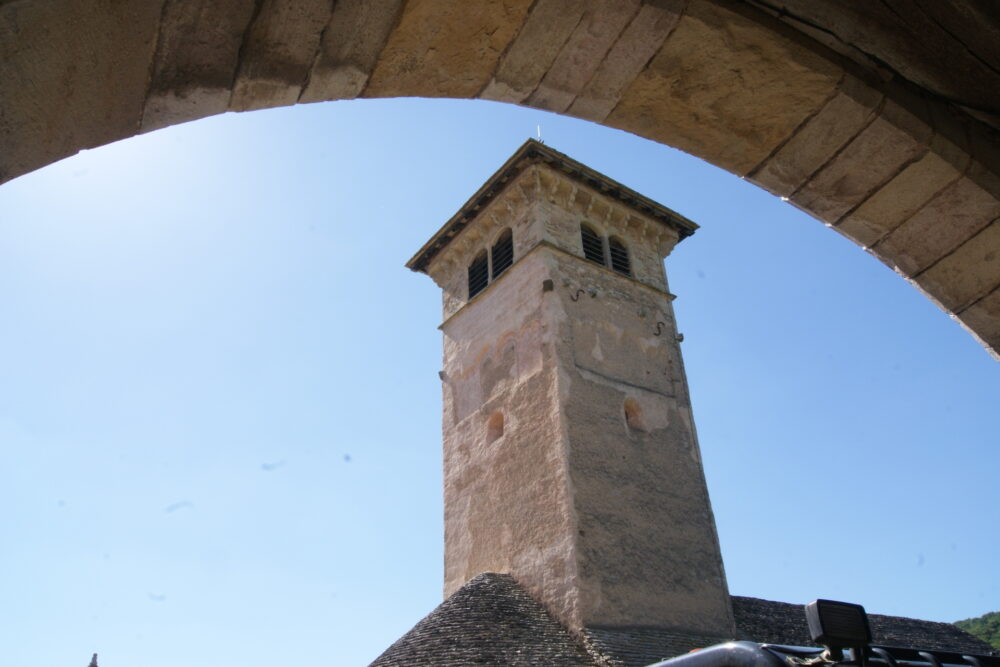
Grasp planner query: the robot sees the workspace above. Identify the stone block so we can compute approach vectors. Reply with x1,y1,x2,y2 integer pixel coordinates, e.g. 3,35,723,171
755,0,1000,127
0,0,163,183
526,0,640,114
750,74,882,197
913,219,1000,312
837,131,970,247
792,86,932,223
872,162,1000,276
967,120,1000,201
955,286,1000,361
141,0,257,132
479,0,589,104
299,0,404,103
229,0,332,112
366,0,533,99
606,0,841,175
566,0,684,122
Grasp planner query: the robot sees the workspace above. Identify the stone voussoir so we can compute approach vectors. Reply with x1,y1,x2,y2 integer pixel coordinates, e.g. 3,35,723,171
566,0,685,122
228,0,333,112
0,0,164,181
791,83,933,223
955,287,1000,361
141,0,258,132
871,161,1000,277
913,218,1000,313
525,0,641,114
479,0,589,105
835,97,974,247
365,0,534,99
749,73,883,198
836,135,970,248
606,0,842,175
298,0,404,103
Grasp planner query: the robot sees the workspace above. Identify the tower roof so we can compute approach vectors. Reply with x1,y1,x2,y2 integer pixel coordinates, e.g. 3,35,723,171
406,139,698,274
370,573,593,666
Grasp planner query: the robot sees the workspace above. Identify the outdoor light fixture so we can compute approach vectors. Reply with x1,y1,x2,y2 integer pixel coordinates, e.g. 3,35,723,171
806,599,873,660
648,598,999,667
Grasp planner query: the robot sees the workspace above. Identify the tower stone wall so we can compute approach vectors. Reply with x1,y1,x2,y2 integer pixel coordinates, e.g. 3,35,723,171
414,141,734,638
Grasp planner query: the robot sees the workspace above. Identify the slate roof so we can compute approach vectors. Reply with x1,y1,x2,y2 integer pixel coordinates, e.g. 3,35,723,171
580,626,728,667
731,596,994,655
370,573,997,667
370,573,593,666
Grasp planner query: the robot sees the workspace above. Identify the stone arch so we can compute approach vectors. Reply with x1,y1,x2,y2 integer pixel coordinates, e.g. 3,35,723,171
1,0,998,357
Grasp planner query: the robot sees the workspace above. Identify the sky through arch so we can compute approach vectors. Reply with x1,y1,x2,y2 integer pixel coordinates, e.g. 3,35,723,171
1,97,997,667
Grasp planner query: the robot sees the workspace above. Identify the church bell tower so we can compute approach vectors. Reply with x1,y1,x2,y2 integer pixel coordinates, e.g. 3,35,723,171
407,140,734,639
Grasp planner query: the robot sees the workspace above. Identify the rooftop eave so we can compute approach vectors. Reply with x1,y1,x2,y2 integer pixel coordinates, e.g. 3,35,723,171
406,139,699,275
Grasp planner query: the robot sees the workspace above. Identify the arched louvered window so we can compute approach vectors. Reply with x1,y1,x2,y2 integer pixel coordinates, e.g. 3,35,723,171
608,237,631,276
491,229,514,279
581,224,605,265
468,250,489,299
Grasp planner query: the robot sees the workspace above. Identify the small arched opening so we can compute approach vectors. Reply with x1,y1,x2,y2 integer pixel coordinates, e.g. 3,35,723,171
580,223,605,265
491,228,514,279
608,236,631,277
623,398,644,432
468,249,489,299
486,411,505,443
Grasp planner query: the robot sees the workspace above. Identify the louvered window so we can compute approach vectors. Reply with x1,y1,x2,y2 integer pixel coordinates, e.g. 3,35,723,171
608,237,631,276
491,229,513,279
468,250,489,299
581,224,605,265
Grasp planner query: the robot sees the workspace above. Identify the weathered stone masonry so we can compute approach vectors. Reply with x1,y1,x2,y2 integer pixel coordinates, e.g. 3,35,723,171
410,140,733,638
2,0,999,357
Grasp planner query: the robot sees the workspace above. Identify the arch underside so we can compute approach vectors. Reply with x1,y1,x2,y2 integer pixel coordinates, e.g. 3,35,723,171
2,0,999,358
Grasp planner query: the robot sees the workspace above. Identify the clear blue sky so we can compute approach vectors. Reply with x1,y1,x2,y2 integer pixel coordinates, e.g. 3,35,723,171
2,98,997,667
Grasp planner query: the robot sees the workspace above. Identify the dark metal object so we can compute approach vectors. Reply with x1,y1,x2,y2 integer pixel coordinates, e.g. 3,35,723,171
571,289,587,302
649,599,998,667
872,647,897,667
646,641,790,667
863,647,1000,667
654,321,666,336
647,643,1000,667
807,600,872,650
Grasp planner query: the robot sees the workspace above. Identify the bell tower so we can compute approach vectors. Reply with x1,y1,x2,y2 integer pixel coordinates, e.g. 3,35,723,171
407,140,734,639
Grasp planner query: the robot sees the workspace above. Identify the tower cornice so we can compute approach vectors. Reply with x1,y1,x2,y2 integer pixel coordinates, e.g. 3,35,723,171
406,139,698,274
434,240,678,331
